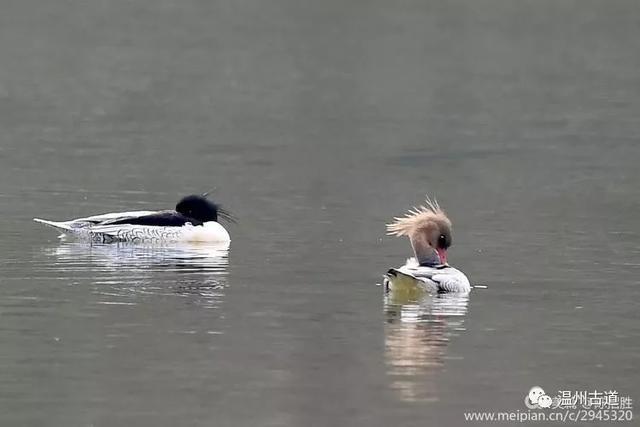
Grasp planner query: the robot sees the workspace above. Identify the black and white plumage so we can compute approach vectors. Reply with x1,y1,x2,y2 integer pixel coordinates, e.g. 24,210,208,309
384,257,471,294
384,198,471,294
34,194,232,243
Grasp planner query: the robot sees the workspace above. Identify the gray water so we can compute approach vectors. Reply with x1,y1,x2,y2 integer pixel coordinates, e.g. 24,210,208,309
1,1,639,426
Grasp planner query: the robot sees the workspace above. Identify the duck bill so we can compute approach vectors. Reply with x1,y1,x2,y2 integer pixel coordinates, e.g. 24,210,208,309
436,248,448,265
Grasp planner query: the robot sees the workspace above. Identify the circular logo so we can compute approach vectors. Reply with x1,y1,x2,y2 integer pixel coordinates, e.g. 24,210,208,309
525,386,550,409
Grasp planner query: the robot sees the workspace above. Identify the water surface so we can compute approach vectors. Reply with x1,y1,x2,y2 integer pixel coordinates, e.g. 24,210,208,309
1,1,639,426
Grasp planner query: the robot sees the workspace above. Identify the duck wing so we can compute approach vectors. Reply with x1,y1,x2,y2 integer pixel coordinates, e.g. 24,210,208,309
386,263,471,294
73,211,160,224
430,268,471,293
99,211,200,226
74,211,202,242
33,210,186,235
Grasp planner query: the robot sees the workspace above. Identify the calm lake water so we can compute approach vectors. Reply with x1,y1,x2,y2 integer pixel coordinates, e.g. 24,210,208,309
1,1,639,426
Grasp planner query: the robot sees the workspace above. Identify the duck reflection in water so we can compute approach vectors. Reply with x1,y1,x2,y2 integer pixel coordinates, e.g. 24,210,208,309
43,242,230,305
384,286,469,403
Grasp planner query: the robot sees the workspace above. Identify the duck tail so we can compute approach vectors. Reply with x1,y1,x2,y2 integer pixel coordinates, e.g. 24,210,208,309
33,218,74,233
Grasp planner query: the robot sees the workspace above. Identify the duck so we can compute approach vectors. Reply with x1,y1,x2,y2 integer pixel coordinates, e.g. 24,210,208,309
34,194,233,243
383,198,471,294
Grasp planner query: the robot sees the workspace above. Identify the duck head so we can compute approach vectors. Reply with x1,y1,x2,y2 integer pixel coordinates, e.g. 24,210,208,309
387,198,452,266
176,195,234,224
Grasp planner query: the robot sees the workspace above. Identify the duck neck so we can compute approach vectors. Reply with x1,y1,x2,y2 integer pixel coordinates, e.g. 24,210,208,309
417,247,441,267
409,233,441,266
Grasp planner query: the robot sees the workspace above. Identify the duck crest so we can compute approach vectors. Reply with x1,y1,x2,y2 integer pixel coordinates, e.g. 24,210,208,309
386,197,450,237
